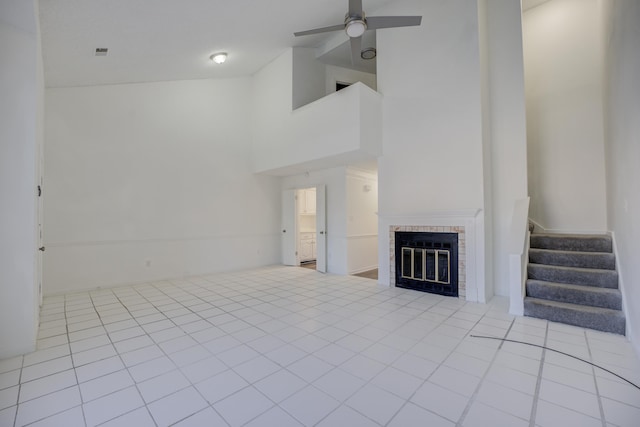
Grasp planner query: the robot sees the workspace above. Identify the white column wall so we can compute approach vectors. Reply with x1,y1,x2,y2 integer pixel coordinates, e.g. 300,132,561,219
44,78,281,294
481,0,529,297
377,0,485,215
0,0,42,358
524,0,608,233
602,0,640,354
376,0,486,296
345,169,378,274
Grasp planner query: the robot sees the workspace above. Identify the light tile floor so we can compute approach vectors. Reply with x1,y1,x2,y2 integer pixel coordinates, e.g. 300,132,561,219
1,266,639,426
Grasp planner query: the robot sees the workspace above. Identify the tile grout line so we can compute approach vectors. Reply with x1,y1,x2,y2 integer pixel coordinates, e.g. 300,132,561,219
381,300,504,426
584,330,607,427
43,276,278,424
223,291,341,424
16,268,640,427
22,274,377,426
127,280,258,426
75,274,290,425
12,299,86,427
95,285,183,427
528,321,549,427
310,301,434,427
275,286,454,426
67,295,89,427
12,354,24,427
455,316,518,427
265,296,412,426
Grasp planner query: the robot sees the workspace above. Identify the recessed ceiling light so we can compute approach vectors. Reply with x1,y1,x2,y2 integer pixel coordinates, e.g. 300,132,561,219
361,47,376,60
210,52,227,64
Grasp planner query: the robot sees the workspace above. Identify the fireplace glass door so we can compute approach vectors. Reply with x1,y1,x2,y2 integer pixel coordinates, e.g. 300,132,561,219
395,232,458,297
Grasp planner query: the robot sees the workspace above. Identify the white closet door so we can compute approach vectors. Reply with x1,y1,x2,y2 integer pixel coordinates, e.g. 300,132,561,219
315,185,327,273
281,189,298,266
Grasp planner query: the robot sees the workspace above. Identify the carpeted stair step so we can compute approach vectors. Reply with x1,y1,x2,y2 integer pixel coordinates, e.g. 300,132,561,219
530,233,612,253
529,248,615,270
528,264,618,288
524,297,625,335
526,279,622,310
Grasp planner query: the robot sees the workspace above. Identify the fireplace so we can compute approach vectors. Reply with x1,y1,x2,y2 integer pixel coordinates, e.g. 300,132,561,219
384,214,478,301
394,231,459,297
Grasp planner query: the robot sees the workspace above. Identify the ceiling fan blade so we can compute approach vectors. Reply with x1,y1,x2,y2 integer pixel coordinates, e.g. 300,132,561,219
349,0,363,16
294,23,345,37
350,36,362,66
366,16,422,30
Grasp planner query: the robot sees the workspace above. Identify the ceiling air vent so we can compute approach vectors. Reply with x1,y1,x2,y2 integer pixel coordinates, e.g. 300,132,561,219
95,48,108,56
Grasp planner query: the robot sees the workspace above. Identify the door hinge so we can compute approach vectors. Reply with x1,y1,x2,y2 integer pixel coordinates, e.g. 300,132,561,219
37,185,41,197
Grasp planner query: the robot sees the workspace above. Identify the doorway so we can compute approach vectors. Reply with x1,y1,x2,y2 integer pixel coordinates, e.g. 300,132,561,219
297,187,317,269
281,185,327,272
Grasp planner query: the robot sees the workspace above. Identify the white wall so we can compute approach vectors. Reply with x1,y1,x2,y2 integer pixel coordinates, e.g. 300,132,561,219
377,0,485,214
292,47,377,110
0,0,42,358
282,168,348,274
346,168,378,274
376,0,486,296
480,0,529,296
478,0,495,301
252,49,382,175
602,0,640,353
524,0,607,233
292,48,326,109
44,78,281,294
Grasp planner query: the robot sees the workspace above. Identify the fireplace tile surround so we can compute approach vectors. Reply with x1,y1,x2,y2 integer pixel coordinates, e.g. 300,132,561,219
378,209,484,302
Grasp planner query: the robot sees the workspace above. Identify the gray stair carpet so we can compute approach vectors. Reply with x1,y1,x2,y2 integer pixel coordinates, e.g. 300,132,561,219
528,264,618,288
530,233,612,252
524,298,625,335
525,233,625,335
529,248,615,270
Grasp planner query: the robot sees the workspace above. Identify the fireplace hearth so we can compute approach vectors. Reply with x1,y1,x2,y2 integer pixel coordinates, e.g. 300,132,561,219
394,231,459,297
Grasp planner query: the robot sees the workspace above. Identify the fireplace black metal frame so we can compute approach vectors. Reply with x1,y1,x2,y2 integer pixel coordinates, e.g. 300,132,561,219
394,231,459,297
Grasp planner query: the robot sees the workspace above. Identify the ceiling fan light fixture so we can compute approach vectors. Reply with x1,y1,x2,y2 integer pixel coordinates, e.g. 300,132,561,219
210,52,227,64
361,47,376,60
345,19,367,38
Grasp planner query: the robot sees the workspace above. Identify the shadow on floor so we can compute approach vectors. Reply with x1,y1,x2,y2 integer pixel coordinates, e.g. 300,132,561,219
353,269,378,280
300,261,316,270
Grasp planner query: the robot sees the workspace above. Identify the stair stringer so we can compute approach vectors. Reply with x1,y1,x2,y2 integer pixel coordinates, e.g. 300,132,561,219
610,231,630,339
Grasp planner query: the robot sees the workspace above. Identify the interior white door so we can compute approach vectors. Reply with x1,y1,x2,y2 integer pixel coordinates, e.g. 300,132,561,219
37,145,44,306
315,185,327,273
281,189,298,266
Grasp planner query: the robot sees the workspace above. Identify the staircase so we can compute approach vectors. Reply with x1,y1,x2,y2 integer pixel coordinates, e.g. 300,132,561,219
524,233,626,335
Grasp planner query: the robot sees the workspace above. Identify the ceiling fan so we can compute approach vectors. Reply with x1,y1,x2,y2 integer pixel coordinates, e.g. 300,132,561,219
294,0,422,64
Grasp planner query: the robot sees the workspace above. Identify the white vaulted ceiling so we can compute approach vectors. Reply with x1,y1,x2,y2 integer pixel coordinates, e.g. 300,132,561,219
38,0,397,87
